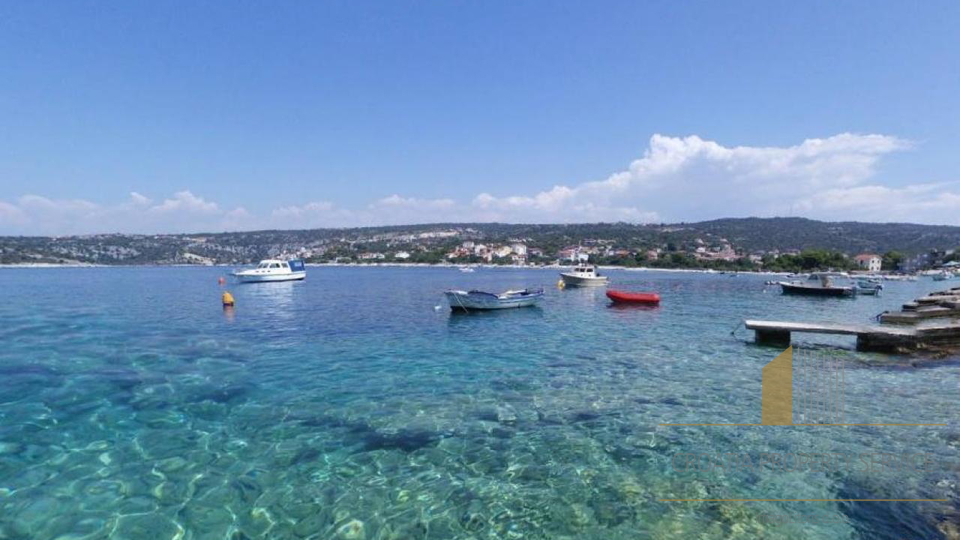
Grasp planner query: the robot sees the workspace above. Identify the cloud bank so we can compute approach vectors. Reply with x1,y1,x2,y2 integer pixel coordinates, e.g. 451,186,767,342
2,133,959,235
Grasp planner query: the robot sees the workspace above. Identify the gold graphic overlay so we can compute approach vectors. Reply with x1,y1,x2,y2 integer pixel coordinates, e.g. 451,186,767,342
658,346,947,502
762,346,793,425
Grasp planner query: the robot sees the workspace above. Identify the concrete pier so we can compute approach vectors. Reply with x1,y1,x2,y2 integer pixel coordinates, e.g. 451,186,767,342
880,287,960,324
745,286,960,353
745,320,917,352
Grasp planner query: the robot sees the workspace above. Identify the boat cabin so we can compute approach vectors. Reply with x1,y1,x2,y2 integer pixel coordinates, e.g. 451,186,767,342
256,260,290,270
573,265,597,275
806,272,851,287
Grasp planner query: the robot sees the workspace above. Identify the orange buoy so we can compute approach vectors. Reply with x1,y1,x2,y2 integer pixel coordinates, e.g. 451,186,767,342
218,276,226,285
222,291,235,307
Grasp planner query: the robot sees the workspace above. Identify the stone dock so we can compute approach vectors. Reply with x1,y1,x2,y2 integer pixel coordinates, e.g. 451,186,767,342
746,286,960,352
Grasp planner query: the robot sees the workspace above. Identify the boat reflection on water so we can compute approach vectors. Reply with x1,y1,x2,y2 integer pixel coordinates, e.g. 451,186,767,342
606,301,661,311
229,279,301,325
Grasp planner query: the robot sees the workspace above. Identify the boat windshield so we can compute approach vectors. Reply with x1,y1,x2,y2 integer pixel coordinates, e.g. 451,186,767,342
257,262,269,268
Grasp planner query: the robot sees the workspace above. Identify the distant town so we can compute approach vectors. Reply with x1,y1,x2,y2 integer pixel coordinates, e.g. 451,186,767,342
3,218,960,273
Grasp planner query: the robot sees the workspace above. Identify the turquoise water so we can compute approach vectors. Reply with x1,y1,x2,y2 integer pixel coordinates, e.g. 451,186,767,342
0,267,957,539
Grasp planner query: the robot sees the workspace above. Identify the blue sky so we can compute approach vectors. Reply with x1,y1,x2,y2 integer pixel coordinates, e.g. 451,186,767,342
1,1,959,234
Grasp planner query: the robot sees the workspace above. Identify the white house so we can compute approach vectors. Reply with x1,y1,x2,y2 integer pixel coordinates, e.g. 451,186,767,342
494,246,513,258
510,243,527,257
855,253,882,272
393,251,411,260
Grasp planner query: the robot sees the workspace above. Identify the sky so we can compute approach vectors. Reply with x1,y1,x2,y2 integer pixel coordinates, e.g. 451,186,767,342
1,1,959,235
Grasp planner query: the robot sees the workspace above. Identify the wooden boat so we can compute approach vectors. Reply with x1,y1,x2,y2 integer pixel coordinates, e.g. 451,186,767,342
560,265,608,287
444,288,544,311
606,290,660,305
232,259,306,283
778,273,857,297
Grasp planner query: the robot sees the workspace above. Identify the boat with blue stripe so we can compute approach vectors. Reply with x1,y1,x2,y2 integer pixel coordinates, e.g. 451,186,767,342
232,259,306,283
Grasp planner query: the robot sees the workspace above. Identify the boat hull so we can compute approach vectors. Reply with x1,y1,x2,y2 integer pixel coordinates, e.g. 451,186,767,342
779,282,856,297
445,289,543,310
560,273,609,287
233,271,306,283
606,290,660,305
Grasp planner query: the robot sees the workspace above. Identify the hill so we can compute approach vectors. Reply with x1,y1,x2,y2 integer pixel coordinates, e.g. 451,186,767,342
2,218,959,267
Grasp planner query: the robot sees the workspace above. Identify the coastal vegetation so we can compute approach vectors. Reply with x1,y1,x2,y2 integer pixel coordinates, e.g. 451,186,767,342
2,218,958,272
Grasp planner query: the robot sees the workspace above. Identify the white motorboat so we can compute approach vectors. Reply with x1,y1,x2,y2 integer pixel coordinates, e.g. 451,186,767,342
560,265,608,287
459,266,475,273
232,259,306,283
444,288,543,311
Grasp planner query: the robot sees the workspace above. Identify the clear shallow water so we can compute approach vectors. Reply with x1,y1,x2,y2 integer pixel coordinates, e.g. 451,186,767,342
0,267,957,539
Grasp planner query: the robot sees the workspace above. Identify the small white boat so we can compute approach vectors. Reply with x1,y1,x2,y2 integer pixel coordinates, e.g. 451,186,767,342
933,271,955,282
560,265,608,287
459,266,475,273
232,259,306,283
444,288,544,311
856,278,883,295
884,274,917,282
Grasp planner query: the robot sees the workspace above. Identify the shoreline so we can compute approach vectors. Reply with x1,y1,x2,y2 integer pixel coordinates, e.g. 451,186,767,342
0,262,800,277
0,261,931,279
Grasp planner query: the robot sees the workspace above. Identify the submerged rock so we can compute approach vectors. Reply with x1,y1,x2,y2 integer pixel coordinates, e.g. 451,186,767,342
460,500,487,533
113,513,181,539
495,405,517,425
362,428,441,453
293,512,329,538
336,519,365,540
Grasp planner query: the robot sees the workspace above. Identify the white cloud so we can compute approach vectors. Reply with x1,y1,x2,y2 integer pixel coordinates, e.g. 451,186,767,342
1,132,958,235
794,183,960,223
0,201,27,226
272,201,336,219
372,194,455,209
0,190,253,235
148,191,220,215
129,192,151,206
468,133,920,223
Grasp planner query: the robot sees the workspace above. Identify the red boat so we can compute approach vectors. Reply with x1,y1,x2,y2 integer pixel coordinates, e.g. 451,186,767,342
606,289,661,305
